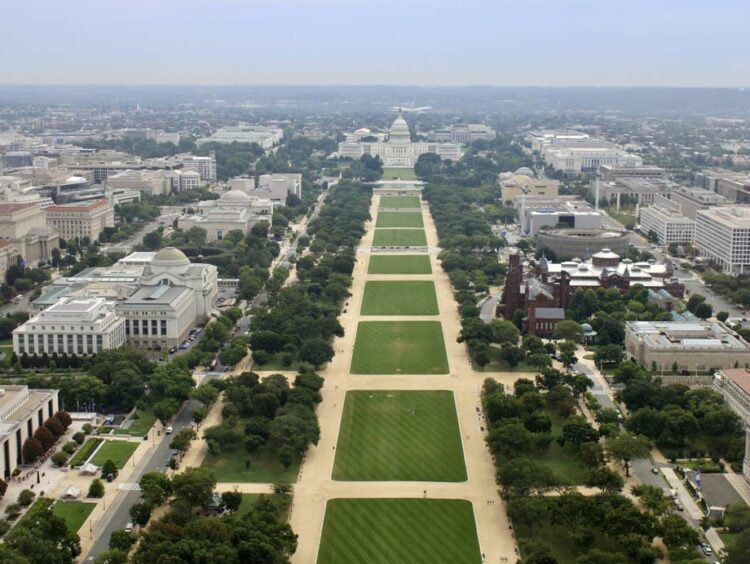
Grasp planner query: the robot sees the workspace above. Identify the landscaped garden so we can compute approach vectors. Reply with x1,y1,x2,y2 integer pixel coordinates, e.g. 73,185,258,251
350,321,449,374
375,212,423,228
202,443,300,483
317,498,481,564
333,391,466,481
372,229,427,247
51,501,97,533
379,196,421,209
68,438,103,467
360,281,439,316
90,440,139,469
367,255,432,275
114,410,156,436
381,167,418,180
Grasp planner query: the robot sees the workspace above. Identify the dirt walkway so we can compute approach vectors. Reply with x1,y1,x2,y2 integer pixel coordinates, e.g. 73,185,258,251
288,194,520,563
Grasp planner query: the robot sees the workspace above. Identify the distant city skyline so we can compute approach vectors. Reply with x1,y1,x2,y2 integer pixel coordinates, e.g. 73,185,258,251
2,0,749,87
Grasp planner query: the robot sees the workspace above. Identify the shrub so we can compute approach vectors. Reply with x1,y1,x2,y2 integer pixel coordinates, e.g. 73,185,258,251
44,417,65,438
0,519,10,536
51,451,69,467
0,480,6,500
82,423,93,434
22,437,44,464
17,489,35,507
88,478,105,498
62,441,78,455
73,431,85,445
4,503,21,521
53,411,72,429
102,459,118,479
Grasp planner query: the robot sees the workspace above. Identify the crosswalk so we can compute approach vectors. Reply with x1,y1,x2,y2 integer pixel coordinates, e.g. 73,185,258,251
118,482,141,491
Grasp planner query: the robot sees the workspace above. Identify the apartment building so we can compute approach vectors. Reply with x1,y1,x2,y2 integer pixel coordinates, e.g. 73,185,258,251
46,199,114,241
694,207,750,275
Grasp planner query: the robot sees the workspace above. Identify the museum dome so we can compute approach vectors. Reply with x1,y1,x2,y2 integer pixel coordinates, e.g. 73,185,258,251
220,189,251,203
151,247,190,270
389,115,411,144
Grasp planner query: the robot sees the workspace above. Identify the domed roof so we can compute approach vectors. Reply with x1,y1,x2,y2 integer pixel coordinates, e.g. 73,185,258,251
220,189,251,203
354,127,371,134
514,167,535,178
581,323,594,333
389,115,411,144
152,247,190,266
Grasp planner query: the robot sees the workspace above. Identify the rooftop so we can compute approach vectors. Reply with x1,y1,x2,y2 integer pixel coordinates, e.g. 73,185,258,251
627,321,750,352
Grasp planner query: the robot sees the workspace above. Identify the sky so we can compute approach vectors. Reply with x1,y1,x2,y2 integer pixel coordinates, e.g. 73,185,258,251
2,0,749,86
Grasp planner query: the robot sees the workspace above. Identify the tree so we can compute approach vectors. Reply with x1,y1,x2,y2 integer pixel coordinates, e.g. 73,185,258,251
489,320,520,344
152,398,180,426
169,428,196,454
51,451,69,467
593,344,624,368
499,343,525,368
102,459,118,479
88,478,105,498
553,320,584,342
3,504,81,562
725,502,750,532
129,502,153,528
661,513,699,548
686,293,705,313
95,548,129,564
727,529,750,564
297,338,334,368
561,417,599,446
585,466,624,491
139,472,172,506
221,490,243,512
694,302,713,320
558,340,578,369
497,457,558,499
506,496,549,535
717,310,730,323
109,530,135,552
44,417,65,438
17,489,35,507
34,426,56,451
171,467,216,507
606,432,651,477
54,411,72,429
22,437,44,464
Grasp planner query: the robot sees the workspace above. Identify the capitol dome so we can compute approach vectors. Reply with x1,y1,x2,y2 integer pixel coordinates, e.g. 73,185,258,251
389,115,411,145
151,247,190,272
220,189,251,203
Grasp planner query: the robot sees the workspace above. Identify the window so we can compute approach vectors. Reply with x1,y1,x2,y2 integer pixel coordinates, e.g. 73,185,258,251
142,319,148,335
161,320,167,336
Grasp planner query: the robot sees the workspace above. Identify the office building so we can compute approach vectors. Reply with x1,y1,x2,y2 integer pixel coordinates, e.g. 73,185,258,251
228,177,255,192
252,173,303,202
46,199,114,241
694,207,750,275
338,115,462,167
180,153,216,182
668,185,731,219
528,130,642,174
13,297,126,356
639,196,695,245
499,169,559,202
104,170,173,196
695,170,750,203
514,196,602,236
428,123,496,143
625,321,750,372
713,369,750,482
197,126,283,149
0,203,59,267
0,385,60,479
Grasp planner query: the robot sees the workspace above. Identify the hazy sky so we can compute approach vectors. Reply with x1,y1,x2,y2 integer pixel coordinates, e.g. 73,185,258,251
2,0,749,86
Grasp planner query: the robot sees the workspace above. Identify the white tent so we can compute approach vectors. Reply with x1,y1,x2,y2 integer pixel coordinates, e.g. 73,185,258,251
79,463,99,475
61,486,81,499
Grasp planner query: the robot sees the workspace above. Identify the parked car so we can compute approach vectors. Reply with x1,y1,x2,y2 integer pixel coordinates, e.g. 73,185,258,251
165,426,173,435
701,543,712,556
124,522,134,533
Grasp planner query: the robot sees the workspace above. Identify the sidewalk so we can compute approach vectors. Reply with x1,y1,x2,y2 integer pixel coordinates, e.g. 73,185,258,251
661,467,704,520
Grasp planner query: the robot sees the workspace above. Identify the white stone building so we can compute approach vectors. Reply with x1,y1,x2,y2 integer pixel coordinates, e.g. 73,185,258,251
13,297,126,356
0,385,59,479
252,173,302,202
713,369,750,482
338,115,462,168
529,130,643,174
694,207,750,275
178,189,272,241
197,126,283,149
639,196,695,245
46,198,114,242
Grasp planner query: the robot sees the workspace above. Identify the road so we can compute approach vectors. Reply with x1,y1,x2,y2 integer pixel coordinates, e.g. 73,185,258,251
101,206,183,254
83,377,221,561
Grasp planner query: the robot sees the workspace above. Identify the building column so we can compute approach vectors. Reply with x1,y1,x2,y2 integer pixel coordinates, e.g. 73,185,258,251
744,425,750,483
616,192,622,210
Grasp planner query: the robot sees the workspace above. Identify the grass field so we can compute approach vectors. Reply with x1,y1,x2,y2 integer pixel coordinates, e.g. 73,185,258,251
361,281,438,316
372,229,427,247
317,498,481,564
367,255,432,275
375,211,423,228
202,443,300,483
114,410,156,436
68,438,103,467
52,502,96,533
719,531,739,550
382,168,417,180
379,196,421,209
333,391,466,481
90,440,139,469
350,321,449,374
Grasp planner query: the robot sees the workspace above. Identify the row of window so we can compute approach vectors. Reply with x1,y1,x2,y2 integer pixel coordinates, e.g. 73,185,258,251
125,318,167,336
17,333,105,355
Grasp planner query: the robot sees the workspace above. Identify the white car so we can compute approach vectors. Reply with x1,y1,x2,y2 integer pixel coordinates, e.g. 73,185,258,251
124,522,134,533
165,426,173,435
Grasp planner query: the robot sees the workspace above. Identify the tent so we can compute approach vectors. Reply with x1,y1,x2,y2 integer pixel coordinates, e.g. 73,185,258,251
61,486,81,499
80,463,99,475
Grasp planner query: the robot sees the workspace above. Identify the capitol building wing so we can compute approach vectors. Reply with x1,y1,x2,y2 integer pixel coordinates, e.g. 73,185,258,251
338,115,462,168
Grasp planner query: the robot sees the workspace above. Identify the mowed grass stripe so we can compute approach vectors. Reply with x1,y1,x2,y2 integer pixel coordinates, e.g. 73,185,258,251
360,281,438,316
379,195,421,209
350,321,449,374
333,391,466,481
372,229,427,247
375,211,424,228
317,498,482,564
367,255,432,275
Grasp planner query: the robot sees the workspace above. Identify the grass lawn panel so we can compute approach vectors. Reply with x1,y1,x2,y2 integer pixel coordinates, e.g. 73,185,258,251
367,255,432,275
333,391,466,481
379,196,420,209
68,438,103,467
52,501,96,533
372,229,427,247
90,440,139,469
360,281,438,316
351,321,449,374
114,410,156,436
202,443,300,483
375,212,423,228
317,498,481,564
236,494,262,517
382,168,417,180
